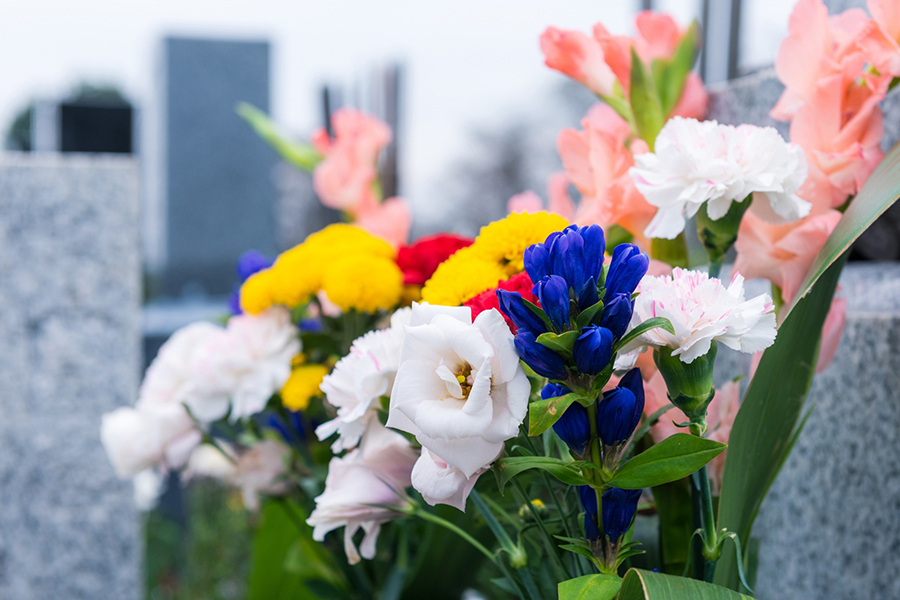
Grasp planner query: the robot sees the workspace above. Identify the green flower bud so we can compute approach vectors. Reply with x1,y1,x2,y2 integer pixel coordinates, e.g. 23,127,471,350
654,343,718,434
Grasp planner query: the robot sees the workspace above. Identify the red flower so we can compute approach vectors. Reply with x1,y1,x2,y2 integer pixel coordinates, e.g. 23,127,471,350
397,234,474,286
464,272,539,333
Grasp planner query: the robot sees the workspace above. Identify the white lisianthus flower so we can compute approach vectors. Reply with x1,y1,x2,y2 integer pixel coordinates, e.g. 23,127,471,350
411,447,493,511
189,307,300,422
386,303,529,478
183,443,237,482
630,117,810,240
133,469,166,511
307,420,418,564
316,309,410,451
630,268,777,363
231,439,292,511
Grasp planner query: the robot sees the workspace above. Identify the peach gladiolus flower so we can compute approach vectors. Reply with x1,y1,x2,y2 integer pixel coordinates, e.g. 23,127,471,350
790,65,885,211
817,295,847,372
505,173,577,221
355,196,411,248
733,210,842,305
592,11,707,118
540,27,617,97
312,109,391,216
557,104,656,248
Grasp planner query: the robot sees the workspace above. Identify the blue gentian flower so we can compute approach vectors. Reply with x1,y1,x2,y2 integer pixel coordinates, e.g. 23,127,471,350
573,325,614,375
579,485,601,541
535,275,571,331
601,487,642,544
236,249,274,282
596,368,645,446
524,244,551,283
604,244,649,302
544,384,590,455
514,332,568,379
599,293,633,339
497,289,548,337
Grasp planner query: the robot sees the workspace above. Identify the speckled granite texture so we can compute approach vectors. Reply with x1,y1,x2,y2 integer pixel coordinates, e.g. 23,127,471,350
0,154,141,600
710,265,900,600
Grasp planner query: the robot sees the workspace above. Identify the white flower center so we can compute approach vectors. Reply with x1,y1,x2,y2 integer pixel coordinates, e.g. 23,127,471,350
435,360,474,401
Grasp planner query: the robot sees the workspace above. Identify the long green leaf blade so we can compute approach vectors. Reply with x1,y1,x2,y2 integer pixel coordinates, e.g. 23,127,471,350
496,456,587,491
558,574,621,600
714,254,847,591
237,102,323,171
619,568,752,599
606,434,726,489
785,138,900,318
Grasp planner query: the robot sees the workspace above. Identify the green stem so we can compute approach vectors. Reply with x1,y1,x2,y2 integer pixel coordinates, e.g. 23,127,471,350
651,233,689,268
512,480,571,581
707,259,723,279
517,566,544,600
692,463,719,583
412,507,497,566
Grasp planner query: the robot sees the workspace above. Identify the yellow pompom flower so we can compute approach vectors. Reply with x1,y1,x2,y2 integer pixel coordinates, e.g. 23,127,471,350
240,268,277,315
472,211,569,275
421,246,507,306
281,364,330,411
321,254,404,313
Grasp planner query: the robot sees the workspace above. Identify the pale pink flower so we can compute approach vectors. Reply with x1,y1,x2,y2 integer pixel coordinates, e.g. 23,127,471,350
307,420,418,564
317,309,409,452
387,303,529,478
189,307,300,422
671,72,708,120
540,27,617,96
355,196,411,248
631,268,777,363
557,104,656,248
631,118,810,240
865,0,900,75
231,439,291,511
312,108,392,215
505,173,577,221
641,370,686,443
411,447,492,512
733,210,842,305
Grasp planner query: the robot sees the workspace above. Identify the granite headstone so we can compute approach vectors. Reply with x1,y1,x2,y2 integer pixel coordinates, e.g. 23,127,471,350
163,36,277,297
0,153,141,599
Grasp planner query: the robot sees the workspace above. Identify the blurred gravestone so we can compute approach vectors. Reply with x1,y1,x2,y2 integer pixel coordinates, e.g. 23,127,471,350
0,154,141,600
163,37,276,297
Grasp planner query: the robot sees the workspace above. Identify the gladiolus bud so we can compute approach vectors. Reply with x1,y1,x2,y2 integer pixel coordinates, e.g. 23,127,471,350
573,325,614,375
515,332,569,380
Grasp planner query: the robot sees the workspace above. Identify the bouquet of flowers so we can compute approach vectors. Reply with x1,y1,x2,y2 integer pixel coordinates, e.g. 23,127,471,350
102,2,900,598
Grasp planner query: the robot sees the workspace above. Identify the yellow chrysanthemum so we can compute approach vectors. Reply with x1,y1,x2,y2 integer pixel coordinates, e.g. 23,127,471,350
321,254,403,313
240,268,277,315
238,224,398,313
280,364,330,411
420,246,508,306
472,211,570,275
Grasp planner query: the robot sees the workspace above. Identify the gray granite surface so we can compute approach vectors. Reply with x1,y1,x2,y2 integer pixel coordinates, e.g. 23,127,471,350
0,153,141,599
164,37,276,297
710,264,900,599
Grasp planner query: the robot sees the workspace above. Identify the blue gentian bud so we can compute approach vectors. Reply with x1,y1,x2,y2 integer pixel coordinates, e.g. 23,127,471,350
577,224,606,284
535,275,571,331
514,332,569,380
601,487,642,544
544,384,590,455
497,290,548,337
550,227,587,295
228,288,243,315
604,243,649,302
573,325,614,375
578,485,601,541
524,244,551,283
577,275,599,312
599,293,633,339
236,249,274,282
596,368,644,446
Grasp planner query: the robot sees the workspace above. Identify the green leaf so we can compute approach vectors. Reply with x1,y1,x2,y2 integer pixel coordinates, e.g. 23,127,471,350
496,456,588,491
785,137,900,319
615,317,674,353
522,297,555,332
558,574,621,600
576,299,605,329
536,330,581,357
653,20,701,116
237,102,323,171
629,47,666,150
619,568,752,599
528,392,579,436
652,478,694,575
714,254,847,591
606,434,726,489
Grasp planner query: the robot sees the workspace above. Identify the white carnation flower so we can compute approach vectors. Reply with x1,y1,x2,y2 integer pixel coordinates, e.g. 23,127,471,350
307,420,418,564
630,117,810,240
316,309,410,451
631,268,777,363
231,439,292,511
387,303,529,478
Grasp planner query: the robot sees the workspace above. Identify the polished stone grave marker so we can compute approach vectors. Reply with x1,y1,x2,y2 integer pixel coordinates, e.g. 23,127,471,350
0,154,141,600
